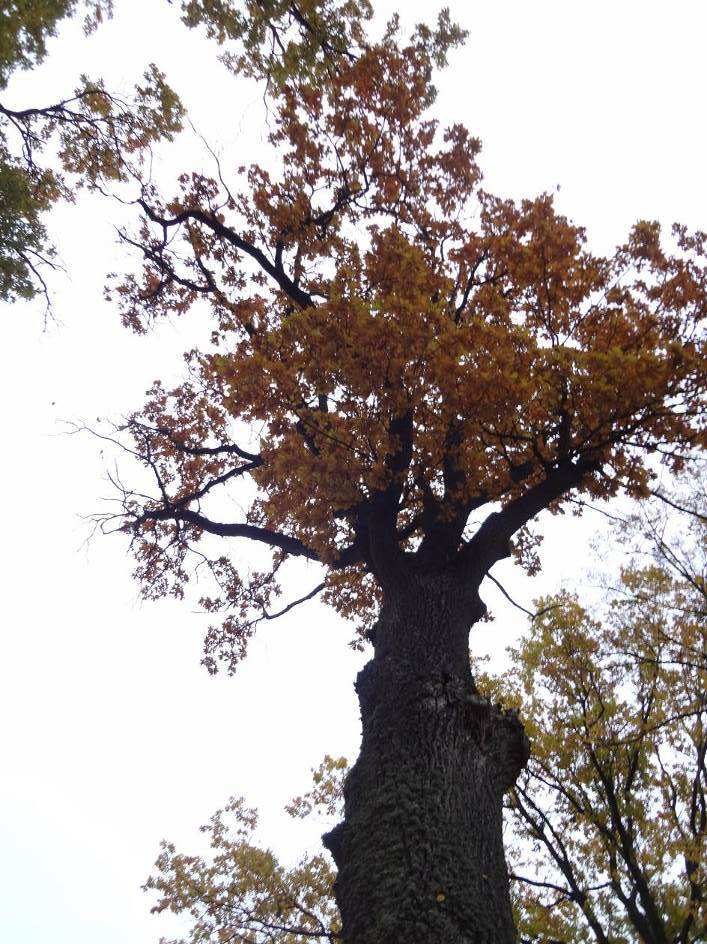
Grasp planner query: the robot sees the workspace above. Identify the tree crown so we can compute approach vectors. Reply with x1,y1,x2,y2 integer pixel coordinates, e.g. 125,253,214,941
74,2,707,668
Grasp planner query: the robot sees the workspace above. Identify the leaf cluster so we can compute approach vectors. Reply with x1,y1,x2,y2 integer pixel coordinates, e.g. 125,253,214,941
0,0,112,90
145,793,340,943
0,0,182,307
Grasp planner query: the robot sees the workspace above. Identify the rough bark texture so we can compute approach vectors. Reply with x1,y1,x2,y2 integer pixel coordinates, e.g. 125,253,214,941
324,572,529,944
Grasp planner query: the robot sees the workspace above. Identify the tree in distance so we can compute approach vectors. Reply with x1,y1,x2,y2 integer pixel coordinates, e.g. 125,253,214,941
0,0,371,308
0,0,184,309
496,471,707,943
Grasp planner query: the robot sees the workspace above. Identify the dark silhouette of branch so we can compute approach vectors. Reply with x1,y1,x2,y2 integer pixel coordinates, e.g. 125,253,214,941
485,573,562,622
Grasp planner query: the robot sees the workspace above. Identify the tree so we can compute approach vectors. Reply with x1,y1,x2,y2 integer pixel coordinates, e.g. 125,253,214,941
499,473,707,944
0,2,109,82
144,779,342,943
0,0,185,309
140,476,706,944
0,0,373,309
80,3,707,941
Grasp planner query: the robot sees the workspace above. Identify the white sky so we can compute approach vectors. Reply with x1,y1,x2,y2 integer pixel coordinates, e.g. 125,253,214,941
1,2,706,941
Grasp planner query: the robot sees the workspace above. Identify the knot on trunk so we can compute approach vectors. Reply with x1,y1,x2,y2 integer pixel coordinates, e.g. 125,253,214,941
413,684,530,793
322,821,345,867
463,695,530,792
418,673,472,713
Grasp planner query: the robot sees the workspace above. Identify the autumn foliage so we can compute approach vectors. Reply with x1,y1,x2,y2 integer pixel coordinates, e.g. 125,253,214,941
502,478,707,943
102,9,707,673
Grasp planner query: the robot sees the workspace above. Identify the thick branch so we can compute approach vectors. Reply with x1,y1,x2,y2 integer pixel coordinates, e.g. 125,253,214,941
136,504,361,571
138,505,321,560
137,200,315,310
464,459,597,574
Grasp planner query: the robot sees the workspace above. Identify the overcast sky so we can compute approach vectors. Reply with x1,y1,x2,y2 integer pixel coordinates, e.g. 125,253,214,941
2,2,706,942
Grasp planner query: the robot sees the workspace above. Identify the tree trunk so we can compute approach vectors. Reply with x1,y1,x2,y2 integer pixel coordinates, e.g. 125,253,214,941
323,571,529,944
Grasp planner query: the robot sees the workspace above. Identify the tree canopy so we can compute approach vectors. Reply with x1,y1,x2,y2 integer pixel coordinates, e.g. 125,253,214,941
0,0,379,306
89,4,707,673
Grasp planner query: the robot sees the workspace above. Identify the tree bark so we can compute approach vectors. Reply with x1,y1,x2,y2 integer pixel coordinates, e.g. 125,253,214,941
323,571,529,944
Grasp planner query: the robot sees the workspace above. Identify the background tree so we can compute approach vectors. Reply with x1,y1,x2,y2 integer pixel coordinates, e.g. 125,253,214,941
499,472,707,944
0,0,185,308
176,0,374,84
0,0,373,308
83,2,707,940
144,775,342,943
